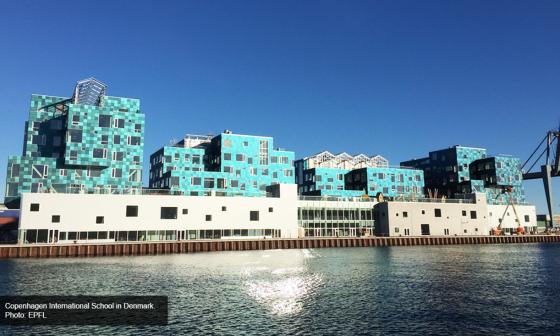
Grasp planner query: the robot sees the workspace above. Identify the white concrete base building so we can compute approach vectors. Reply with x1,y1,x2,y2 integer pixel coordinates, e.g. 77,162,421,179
15,185,537,244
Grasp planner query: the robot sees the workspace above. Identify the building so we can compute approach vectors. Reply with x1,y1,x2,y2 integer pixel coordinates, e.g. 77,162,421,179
375,193,537,237
17,184,299,244
401,146,525,205
295,151,424,198
149,131,295,196
4,78,144,207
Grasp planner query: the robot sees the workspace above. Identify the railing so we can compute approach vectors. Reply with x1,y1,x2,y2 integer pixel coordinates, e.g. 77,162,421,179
33,187,274,198
299,195,476,204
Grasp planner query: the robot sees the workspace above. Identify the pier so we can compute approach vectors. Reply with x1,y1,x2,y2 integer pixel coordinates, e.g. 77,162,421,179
1,235,560,258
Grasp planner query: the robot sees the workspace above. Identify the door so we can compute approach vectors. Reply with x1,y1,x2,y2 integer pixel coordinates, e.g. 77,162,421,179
421,224,430,235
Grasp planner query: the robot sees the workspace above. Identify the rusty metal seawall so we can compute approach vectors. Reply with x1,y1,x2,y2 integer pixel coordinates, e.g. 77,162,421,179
1,235,560,259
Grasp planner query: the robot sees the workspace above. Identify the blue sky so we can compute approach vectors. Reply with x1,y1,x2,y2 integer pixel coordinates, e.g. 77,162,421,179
0,0,558,213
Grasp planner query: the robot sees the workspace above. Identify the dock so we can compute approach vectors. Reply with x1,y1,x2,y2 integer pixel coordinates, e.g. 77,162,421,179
1,235,560,258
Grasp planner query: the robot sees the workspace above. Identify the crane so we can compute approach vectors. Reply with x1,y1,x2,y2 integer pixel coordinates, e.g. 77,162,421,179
522,127,560,228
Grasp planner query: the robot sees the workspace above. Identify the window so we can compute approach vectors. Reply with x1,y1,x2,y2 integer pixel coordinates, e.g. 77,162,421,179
470,211,477,219
113,135,121,144
72,115,80,125
161,207,177,219
236,154,244,161
435,209,442,217
462,210,467,216
93,148,107,159
133,156,140,165
259,140,269,165
524,215,530,223
53,136,61,147
222,206,227,211
269,207,273,213
99,115,111,127
101,135,109,145
395,227,400,233
421,210,425,215
250,211,259,221
204,178,214,188
70,150,78,160
32,164,48,178
52,215,60,223
191,177,201,186
30,203,40,212
128,136,141,146
403,212,408,218
112,151,124,161
421,224,430,235
126,205,138,217
128,169,141,182
96,216,104,224
192,155,201,164
113,118,125,128
205,215,212,221
68,129,82,143
135,124,142,133
182,209,188,215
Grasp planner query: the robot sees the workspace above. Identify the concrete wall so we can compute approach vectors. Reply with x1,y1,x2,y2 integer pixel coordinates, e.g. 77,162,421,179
19,184,299,243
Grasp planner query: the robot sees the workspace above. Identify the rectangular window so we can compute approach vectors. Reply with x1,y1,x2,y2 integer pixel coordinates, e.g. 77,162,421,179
10,163,20,178
32,164,48,178
204,178,215,188
113,118,125,128
126,205,138,217
101,135,109,145
462,210,467,216
161,207,178,219
30,203,40,212
250,211,259,221
191,177,201,186
182,209,188,215
72,115,80,125
403,212,408,218
128,169,141,182
112,151,124,161
68,129,82,143
435,209,442,217
92,148,107,159
113,135,121,144
52,215,60,223
259,140,269,165
52,136,61,147
192,155,201,164
133,156,140,165
269,207,273,213
134,124,142,133
524,215,530,222
470,211,477,219
205,215,212,221
236,154,244,161
421,224,430,235
98,115,111,127
128,136,141,146
112,168,122,178
96,216,104,224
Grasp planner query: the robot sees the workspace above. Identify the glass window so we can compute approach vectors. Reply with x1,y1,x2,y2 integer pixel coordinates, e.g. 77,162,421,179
30,203,40,212
128,136,141,146
113,135,121,144
68,129,82,143
98,115,111,127
161,207,177,219
126,205,138,217
250,211,259,221
204,178,215,188
435,209,442,217
113,118,125,128
96,216,104,224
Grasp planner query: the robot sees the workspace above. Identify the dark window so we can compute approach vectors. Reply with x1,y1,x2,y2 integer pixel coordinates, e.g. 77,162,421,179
99,115,111,127
205,215,212,221
113,135,121,144
403,212,408,218
524,215,530,223
68,129,82,143
250,211,259,221
30,203,40,212
126,205,138,217
421,210,425,215
222,206,227,211
462,210,467,216
435,209,442,217
128,136,141,146
182,209,188,215
96,216,104,224
421,224,430,235
161,207,178,219
470,211,477,219
51,215,60,223
269,207,273,213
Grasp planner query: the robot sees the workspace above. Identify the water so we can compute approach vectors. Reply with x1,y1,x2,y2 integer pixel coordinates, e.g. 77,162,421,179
1,244,560,335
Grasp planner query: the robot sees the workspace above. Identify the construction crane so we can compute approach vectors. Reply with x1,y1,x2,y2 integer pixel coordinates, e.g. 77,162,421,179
522,127,560,228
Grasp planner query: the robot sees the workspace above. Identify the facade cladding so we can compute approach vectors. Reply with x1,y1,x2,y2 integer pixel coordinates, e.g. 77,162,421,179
4,78,144,205
401,146,525,204
295,151,425,198
149,132,295,196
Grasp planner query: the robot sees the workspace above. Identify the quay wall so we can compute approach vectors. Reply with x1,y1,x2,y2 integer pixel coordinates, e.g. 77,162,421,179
1,235,560,258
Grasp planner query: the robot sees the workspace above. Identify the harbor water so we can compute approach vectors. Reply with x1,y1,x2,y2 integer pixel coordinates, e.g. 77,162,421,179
1,244,559,335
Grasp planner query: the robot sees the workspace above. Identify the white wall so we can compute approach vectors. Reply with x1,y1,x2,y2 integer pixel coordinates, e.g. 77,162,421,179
19,184,299,241
487,204,537,233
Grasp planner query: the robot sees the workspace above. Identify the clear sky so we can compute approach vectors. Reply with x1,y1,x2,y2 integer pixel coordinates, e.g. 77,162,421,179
0,0,559,213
